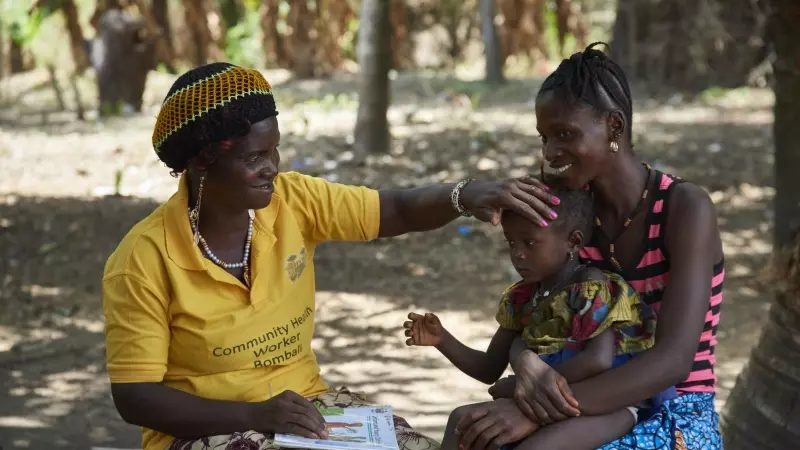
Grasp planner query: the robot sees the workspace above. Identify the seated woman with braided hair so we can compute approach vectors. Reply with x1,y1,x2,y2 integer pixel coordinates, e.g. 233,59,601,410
102,63,562,450
450,43,724,450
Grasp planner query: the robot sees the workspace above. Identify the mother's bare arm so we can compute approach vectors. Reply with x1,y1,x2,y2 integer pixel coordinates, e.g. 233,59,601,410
568,184,719,415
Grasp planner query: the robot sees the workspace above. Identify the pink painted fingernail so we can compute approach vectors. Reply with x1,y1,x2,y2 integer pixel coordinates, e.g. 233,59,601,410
542,185,550,191
552,196,560,205
550,211,558,219
540,220,548,227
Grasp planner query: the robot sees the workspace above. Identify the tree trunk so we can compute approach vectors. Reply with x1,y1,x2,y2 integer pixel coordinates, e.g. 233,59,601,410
354,0,392,156
770,3,800,248
0,20,5,80
389,0,412,70
182,0,213,66
259,0,287,68
315,0,353,74
61,0,90,73
439,0,474,65
204,0,227,60
151,0,177,72
89,9,156,116
285,1,316,78
721,2,800,448
9,37,25,74
479,0,504,84
610,0,769,94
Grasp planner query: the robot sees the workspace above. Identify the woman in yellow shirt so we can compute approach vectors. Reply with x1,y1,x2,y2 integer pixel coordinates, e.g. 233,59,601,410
102,63,557,450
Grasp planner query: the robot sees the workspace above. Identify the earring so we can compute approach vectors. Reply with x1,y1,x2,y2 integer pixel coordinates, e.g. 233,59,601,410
189,175,205,245
568,251,574,261
610,140,619,153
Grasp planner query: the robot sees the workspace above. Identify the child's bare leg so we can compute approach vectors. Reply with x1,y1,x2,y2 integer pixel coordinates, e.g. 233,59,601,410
516,409,635,450
441,402,494,450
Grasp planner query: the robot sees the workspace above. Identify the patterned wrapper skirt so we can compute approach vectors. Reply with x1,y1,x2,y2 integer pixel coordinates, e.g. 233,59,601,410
166,388,441,450
597,393,722,450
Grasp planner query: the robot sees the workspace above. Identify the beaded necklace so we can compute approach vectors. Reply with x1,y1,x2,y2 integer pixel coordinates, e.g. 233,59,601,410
189,208,254,286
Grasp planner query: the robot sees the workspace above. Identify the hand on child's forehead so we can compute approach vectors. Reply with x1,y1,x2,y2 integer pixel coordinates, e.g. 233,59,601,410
502,213,551,237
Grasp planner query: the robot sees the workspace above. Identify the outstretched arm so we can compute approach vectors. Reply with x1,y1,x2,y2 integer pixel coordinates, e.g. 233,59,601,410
377,178,557,237
405,313,517,384
435,327,518,385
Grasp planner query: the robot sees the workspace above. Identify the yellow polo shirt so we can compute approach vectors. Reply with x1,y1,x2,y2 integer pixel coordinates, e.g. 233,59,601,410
102,171,380,450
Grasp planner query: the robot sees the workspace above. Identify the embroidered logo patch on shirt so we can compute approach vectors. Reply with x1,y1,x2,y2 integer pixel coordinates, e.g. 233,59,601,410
285,247,307,282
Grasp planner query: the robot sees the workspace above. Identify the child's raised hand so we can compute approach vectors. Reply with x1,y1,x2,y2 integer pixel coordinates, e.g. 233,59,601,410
403,312,443,347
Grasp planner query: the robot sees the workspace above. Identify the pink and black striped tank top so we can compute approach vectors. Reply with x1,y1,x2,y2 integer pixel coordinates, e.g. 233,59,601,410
579,170,723,394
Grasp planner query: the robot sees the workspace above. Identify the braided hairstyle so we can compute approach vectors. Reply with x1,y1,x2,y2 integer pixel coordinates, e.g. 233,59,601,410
538,42,633,141
153,62,278,175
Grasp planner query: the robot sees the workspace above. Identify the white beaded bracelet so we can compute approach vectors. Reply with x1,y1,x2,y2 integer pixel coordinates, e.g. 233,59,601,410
451,178,474,217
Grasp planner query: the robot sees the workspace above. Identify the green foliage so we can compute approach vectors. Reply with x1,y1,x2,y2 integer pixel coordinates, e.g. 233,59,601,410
224,10,263,68
1,0,49,45
698,86,754,104
339,17,360,61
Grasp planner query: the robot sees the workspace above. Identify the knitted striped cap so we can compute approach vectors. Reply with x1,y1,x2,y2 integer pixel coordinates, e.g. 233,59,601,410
152,62,278,172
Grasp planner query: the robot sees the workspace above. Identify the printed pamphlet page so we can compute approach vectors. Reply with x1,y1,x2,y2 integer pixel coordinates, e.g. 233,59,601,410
274,406,399,450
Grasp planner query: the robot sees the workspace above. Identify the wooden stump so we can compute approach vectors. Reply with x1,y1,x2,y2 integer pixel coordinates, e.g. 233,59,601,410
89,9,156,116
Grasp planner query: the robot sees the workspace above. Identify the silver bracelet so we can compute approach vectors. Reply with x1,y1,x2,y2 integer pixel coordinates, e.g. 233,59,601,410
451,179,474,217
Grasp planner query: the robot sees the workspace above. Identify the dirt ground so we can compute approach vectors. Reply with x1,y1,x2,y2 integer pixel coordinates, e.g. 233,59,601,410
0,69,775,449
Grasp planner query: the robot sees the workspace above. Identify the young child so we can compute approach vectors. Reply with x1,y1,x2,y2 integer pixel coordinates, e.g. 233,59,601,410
403,177,676,450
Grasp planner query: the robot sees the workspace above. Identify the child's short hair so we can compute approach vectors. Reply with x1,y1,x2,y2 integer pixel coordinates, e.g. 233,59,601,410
502,176,595,241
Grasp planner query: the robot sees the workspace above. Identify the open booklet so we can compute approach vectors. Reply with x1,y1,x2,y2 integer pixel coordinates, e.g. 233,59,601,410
274,406,399,450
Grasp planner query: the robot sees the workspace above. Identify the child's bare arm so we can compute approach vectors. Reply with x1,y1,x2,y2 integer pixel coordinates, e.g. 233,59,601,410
404,312,517,384
435,326,517,384
552,329,616,383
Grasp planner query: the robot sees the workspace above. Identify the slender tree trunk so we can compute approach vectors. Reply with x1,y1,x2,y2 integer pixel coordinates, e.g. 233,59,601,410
389,0,411,69
572,0,589,51
60,0,90,73
286,1,316,78
9,37,25,74
354,0,392,155
259,0,287,68
771,3,800,247
0,20,5,80
47,64,66,111
316,0,352,74
204,0,227,60
182,0,213,66
479,0,504,84
151,0,177,72
498,0,523,64
554,0,570,57
721,1,800,448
